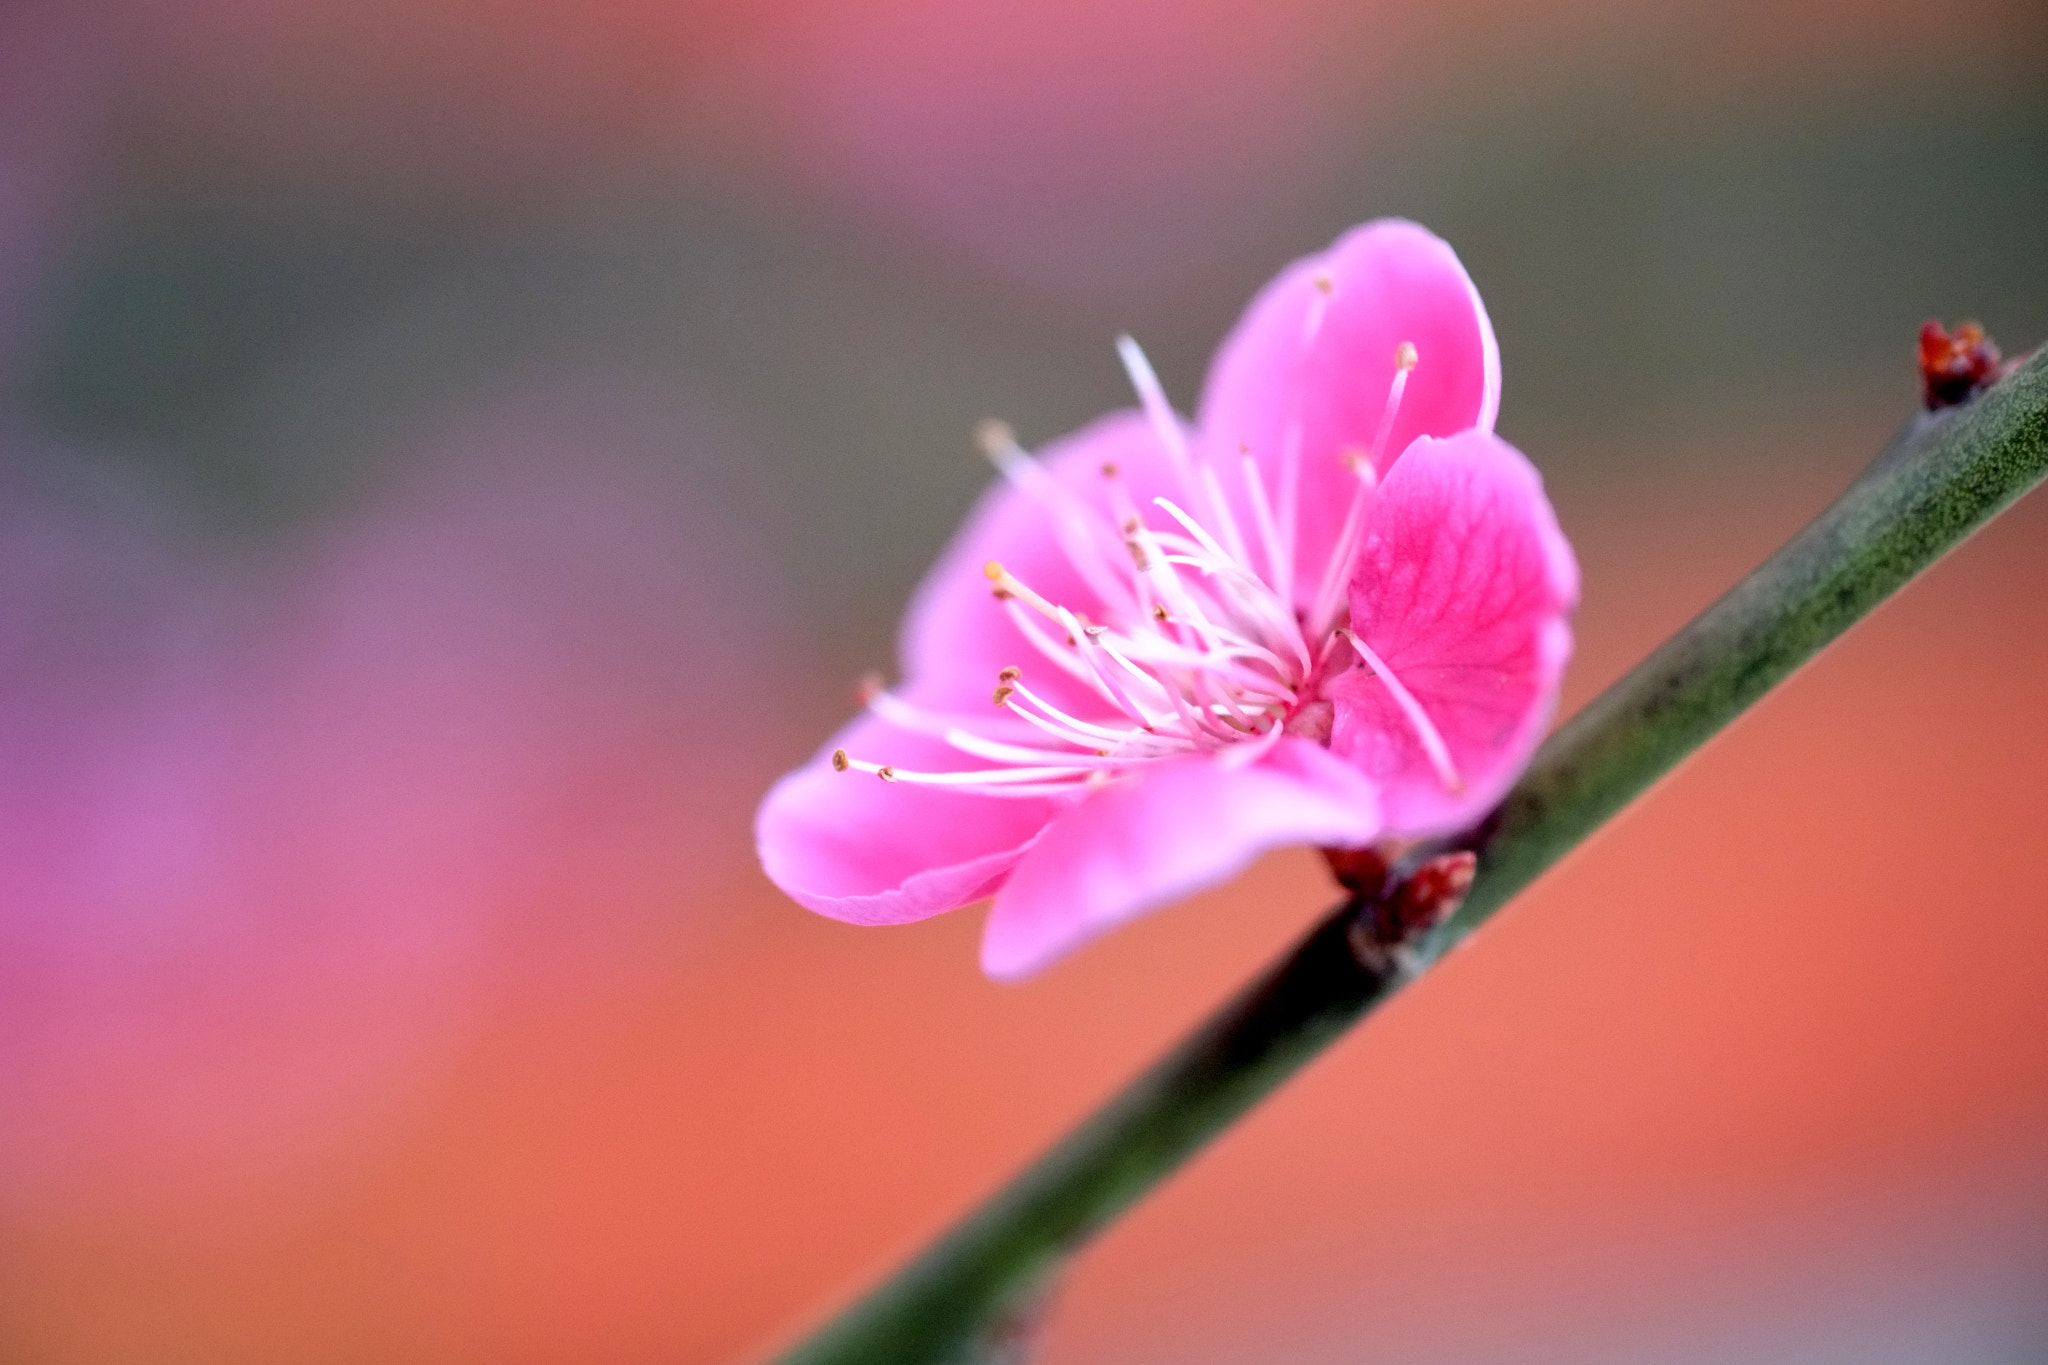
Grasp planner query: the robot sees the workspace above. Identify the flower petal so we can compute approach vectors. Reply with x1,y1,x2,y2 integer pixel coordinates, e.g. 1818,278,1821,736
1198,219,1499,609
979,738,1382,980
1328,429,1577,837
756,709,1066,926
900,408,1193,718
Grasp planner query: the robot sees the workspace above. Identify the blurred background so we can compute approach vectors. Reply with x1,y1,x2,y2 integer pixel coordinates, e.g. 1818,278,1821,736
2,1,2046,1362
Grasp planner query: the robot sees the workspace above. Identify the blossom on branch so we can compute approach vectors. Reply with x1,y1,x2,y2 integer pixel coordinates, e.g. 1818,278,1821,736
757,221,1578,979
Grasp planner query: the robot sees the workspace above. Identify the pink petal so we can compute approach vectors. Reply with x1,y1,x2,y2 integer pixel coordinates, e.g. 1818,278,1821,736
755,709,1066,926
900,408,1190,718
1328,430,1577,837
758,409,1199,932
1197,219,1500,609
979,738,1382,980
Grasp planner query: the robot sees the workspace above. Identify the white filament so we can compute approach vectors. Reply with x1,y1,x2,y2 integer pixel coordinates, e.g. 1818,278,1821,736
837,324,1463,799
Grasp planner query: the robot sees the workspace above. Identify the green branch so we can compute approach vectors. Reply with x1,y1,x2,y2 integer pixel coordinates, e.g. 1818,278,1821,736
766,350,2048,1365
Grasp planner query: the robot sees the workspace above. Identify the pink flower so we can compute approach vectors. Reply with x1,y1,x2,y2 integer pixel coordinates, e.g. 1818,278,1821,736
757,220,1578,979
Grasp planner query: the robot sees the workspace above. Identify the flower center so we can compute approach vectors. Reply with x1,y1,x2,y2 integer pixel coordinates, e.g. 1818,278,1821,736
834,318,1454,799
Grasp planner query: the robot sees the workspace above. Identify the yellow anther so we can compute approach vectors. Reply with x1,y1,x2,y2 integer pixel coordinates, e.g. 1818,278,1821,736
831,748,850,772
974,419,1016,456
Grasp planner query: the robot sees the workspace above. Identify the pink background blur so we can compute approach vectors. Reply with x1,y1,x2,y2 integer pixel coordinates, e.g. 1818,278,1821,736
2,2,2046,1362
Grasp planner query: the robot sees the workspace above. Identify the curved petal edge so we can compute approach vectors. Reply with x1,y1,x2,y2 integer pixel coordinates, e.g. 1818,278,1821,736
979,738,1382,980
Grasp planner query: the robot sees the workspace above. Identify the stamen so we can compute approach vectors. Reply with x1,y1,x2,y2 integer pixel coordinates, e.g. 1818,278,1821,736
1369,342,1418,469
1151,497,1240,578
1122,515,1214,641
1215,712,1287,770
831,752,1099,798
1115,334,1197,485
1341,631,1465,794
939,727,1133,769
1085,631,1185,706
1303,454,1376,640
840,756,1095,786
1305,342,1415,638
863,688,1046,743
1117,334,1251,566
836,702,1116,794
1003,693,1158,755
1276,272,1337,593
1105,632,1291,697
1001,598,1107,692
1190,669,1259,729
1196,461,1251,569
1007,680,1156,746
1148,529,1310,675
985,561,1065,624
1239,442,1290,603
1096,465,1173,627
876,308,1430,806
1151,665,1232,748
895,782,1094,800
978,420,1135,615
1059,608,1162,727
